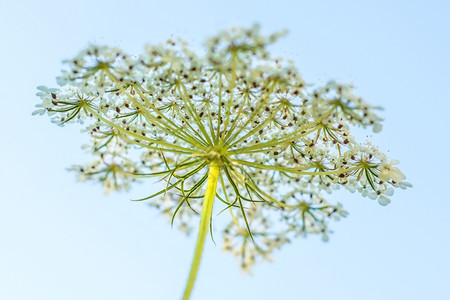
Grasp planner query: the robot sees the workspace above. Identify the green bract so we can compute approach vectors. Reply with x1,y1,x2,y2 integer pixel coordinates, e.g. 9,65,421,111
34,25,411,299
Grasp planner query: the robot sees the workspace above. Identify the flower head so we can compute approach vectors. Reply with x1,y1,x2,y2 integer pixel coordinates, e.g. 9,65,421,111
35,26,410,272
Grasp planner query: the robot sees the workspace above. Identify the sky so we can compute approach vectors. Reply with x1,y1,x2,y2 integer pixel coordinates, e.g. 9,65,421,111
1,0,449,299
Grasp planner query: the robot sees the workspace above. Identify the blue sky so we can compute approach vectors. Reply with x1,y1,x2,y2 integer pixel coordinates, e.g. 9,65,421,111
1,0,449,299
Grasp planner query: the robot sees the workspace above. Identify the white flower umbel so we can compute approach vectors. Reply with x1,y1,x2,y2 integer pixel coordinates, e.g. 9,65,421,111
35,25,410,300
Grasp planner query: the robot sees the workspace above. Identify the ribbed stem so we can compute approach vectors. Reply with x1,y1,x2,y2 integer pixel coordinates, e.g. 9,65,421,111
182,161,220,300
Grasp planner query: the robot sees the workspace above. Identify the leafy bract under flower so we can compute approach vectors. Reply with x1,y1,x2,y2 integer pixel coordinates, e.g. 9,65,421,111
35,26,410,272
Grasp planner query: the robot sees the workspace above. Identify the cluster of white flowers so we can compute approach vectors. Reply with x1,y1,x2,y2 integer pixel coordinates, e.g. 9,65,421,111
35,26,410,272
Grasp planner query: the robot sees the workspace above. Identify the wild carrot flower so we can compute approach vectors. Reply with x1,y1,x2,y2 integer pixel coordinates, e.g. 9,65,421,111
34,25,410,299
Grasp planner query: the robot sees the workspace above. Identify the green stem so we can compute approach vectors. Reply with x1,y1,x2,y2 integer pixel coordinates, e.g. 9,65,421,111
182,161,220,300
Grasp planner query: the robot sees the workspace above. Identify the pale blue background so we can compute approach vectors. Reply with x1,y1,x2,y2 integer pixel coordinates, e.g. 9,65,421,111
1,0,449,299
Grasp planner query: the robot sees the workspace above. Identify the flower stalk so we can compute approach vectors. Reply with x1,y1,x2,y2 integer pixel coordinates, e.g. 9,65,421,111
182,160,220,300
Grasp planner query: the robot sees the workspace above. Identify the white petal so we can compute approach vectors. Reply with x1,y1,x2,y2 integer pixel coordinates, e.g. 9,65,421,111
368,192,378,200
32,109,46,116
390,167,405,182
36,85,49,91
384,187,395,196
373,123,382,133
378,195,391,206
